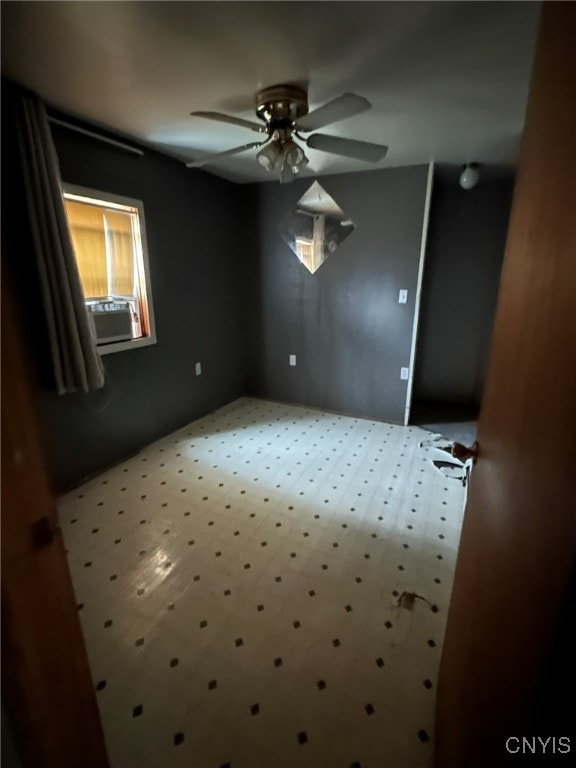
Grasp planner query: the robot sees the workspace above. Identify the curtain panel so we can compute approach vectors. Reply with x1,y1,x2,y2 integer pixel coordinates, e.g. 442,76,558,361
17,95,104,394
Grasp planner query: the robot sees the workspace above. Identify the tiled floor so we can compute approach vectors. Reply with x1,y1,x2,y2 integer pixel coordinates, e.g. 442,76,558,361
60,398,466,768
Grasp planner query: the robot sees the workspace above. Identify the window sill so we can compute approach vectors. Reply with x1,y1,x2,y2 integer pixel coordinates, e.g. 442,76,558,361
98,334,157,356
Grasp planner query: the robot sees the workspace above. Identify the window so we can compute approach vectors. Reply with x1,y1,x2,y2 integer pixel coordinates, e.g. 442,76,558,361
63,184,156,354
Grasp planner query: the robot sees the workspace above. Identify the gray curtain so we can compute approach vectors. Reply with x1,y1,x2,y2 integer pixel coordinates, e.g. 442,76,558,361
17,94,105,394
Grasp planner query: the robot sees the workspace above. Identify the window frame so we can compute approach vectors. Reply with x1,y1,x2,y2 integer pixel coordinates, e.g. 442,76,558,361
63,183,157,355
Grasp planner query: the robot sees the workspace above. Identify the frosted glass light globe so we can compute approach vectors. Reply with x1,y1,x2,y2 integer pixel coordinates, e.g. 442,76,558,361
460,164,480,190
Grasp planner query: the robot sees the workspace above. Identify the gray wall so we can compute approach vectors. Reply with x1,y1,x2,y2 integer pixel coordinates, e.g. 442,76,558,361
3,87,252,491
248,166,430,424
413,174,513,406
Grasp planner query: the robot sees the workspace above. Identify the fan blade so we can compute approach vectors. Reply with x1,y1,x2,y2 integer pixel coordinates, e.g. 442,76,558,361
306,133,388,162
186,141,265,168
191,111,265,133
296,93,371,132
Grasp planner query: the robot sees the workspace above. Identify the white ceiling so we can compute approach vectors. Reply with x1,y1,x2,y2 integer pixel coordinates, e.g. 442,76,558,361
1,1,541,184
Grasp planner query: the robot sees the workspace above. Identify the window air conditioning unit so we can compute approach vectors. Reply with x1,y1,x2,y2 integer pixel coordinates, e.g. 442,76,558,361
86,298,140,345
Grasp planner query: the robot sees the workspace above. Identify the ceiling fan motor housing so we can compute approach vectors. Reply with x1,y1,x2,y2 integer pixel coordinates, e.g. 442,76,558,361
256,85,309,133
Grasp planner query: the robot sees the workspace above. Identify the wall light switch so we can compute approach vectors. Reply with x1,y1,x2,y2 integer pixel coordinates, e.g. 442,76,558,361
289,355,296,366
399,289,408,304
195,362,202,376
400,367,409,380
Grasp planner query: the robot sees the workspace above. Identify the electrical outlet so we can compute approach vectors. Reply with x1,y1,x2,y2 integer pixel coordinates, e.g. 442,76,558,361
400,367,409,380
289,355,296,366
399,289,408,304
195,362,202,376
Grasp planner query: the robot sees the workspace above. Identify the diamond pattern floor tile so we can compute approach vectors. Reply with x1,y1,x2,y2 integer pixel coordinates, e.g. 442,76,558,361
60,397,466,768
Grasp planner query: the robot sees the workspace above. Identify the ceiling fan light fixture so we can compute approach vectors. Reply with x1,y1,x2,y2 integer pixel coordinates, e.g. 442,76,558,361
284,139,306,168
291,155,309,175
258,138,309,176
257,141,282,172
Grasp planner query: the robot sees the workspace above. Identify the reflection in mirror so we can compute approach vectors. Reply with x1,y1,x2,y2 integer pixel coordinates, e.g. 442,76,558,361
278,181,356,274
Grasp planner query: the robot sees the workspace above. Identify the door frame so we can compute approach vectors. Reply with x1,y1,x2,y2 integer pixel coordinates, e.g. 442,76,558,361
404,161,434,425
1,264,110,768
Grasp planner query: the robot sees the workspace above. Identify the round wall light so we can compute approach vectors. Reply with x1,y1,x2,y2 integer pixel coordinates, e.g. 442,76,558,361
459,163,480,190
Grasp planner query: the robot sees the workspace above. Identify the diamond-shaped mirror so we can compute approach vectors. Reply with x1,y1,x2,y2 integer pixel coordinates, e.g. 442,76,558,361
278,181,356,274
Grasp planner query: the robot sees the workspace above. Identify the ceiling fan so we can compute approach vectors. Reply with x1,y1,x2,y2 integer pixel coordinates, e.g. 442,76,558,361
187,84,388,182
